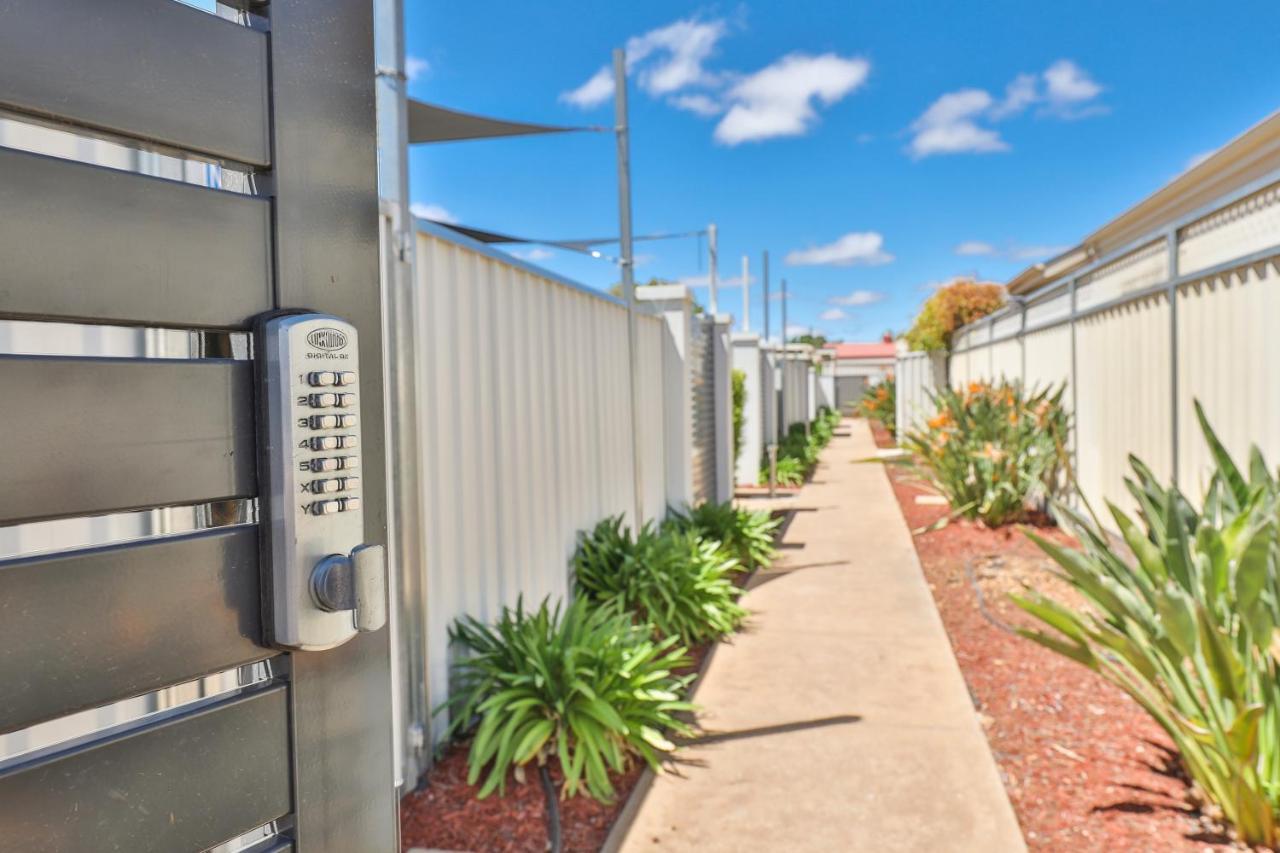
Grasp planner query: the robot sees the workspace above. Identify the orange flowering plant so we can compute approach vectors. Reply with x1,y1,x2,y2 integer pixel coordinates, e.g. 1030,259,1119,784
855,376,896,436
902,380,1069,526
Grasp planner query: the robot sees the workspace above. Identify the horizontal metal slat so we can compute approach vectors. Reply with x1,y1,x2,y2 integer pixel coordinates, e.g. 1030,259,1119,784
0,527,270,733
0,356,256,524
0,0,270,166
0,685,291,853
0,148,272,327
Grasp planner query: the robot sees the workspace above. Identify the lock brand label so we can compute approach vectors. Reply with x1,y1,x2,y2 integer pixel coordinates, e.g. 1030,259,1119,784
307,328,349,351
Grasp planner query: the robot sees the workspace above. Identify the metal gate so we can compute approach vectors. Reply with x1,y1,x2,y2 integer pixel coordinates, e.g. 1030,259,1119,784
0,2,395,851
689,315,717,503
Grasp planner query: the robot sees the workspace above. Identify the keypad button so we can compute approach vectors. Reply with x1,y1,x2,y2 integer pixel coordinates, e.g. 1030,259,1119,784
335,393,357,408
311,478,340,493
339,414,357,428
308,371,337,387
309,435,340,451
308,392,338,408
309,414,340,429
335,371,357,386
337,435,358,449
310,458,339,472
339,456,359,470
340,476,360,491
341,497,362,512
312,499,341,516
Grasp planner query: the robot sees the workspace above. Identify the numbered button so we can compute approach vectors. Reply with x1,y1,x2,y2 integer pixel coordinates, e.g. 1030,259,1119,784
335,371,357,387
310,458,339,473
310,478,341,494
336,435,358,449
309,414,340,429
335,393,357,408
311,499,341,516
309,435,340,451
338,456,359,470
308,392,338,408
339,414,357,428
308,371,337,387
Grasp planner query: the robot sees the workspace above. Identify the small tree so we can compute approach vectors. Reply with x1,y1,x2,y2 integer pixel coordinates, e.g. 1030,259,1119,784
905,279,1004,352
731,369,746,465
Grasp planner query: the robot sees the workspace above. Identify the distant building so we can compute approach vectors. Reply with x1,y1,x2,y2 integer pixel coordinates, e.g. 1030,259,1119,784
825,334,896,406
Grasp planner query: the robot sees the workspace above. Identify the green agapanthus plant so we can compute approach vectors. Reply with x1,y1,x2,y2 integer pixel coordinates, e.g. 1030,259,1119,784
573,516,746,645
664,501,781,569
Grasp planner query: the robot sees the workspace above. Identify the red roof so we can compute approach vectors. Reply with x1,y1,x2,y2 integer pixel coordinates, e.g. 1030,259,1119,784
826,341,896,360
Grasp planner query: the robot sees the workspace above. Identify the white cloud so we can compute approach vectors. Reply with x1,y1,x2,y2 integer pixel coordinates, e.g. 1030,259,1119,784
1008,243,1070,261
513,247,554,262
628,18,727,96
405,55,430,82
785,232,893,267
561,66,614,108
410,202,456,223
907,60,1105,157
714,53,870,145
954,240,997,256
785,324,812,338
907,89,1007,158
1043,60,1102,111
670,93,724,117
562,17,727,109
819,308,847,321
828,289,885,306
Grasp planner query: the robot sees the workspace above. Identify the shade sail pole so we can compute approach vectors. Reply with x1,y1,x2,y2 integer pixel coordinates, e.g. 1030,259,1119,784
614,47,644,527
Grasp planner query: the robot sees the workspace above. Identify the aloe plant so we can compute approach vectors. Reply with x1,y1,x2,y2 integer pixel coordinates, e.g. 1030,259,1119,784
1014,403,1280,845
573,516,746,645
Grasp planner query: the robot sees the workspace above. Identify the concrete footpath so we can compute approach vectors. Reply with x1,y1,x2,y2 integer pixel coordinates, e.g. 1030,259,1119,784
616,418,1026,852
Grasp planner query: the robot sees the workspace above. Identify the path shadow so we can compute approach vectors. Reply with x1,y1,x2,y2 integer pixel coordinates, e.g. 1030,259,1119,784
674,714,863,748
748,561,850,590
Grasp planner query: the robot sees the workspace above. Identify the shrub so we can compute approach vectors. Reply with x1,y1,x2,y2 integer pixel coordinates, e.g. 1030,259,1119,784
857,377,897,437
760,409,842,486
573,516,746,645
1013,404,1280,845
665,501,781,569
731,368,746,466
439,597,693,846
902,381,1069,526
904,279,1004,352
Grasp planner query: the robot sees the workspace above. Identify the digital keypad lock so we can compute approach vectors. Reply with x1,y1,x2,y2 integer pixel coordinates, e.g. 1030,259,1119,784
255,312,386,650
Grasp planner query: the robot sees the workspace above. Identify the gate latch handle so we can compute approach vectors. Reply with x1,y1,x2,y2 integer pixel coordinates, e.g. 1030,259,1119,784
310,544,388,633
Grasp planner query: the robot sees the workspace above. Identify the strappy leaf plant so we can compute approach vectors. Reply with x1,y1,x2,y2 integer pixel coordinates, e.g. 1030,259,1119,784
665,501,781,569
1014,403,1280,845
573,516,746,645
439,596,693,804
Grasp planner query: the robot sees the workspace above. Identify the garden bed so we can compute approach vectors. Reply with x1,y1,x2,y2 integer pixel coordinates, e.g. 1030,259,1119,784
878,440,1240,850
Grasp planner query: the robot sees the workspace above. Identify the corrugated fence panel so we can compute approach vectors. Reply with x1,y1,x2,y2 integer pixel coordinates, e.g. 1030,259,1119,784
1075,294,1172,515
1023,323,1072,395
415,231,668,733
1179,182,1280,275
990,338,1021,381
1076,240,1169,311
1026,288,1071,327
1176,260,1280,497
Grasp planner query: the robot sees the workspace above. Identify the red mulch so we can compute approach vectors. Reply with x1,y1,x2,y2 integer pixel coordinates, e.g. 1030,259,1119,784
399,642,711,853
870,416,1242,851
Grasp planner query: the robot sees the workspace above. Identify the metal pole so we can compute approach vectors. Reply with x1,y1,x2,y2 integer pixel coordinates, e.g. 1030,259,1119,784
781,277,788,438
768,445,777,498
741,255,750,332
614,48,644,528
762,250,770,343
708,222,718,315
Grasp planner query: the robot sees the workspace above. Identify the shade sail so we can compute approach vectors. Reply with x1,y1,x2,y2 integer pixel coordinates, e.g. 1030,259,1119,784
408,99,600,144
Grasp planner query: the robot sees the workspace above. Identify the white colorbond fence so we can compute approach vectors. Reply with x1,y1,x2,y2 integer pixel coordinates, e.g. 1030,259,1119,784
894,349,946,437
931,175,1280,517
406,222,672,745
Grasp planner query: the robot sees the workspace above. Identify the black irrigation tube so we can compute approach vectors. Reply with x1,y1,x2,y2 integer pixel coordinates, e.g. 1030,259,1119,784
964,556,1020,636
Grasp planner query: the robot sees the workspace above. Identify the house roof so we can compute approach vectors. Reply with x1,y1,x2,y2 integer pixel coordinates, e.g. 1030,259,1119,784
1007,108,1280,295
827,341,897,360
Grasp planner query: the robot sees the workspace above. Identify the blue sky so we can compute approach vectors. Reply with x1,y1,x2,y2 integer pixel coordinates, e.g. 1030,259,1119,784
405,1,1280,342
